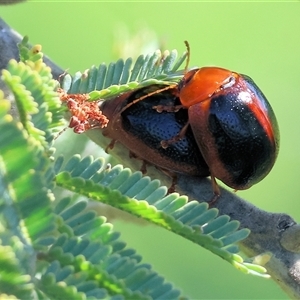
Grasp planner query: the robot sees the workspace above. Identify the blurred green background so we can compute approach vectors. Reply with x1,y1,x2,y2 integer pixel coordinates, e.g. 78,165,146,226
2,2,300,299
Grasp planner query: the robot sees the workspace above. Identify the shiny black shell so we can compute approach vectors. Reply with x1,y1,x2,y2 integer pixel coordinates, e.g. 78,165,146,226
101,85,209,177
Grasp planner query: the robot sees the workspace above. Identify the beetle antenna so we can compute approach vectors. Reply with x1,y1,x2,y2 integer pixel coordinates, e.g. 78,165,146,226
184,40,191,74
120,84,175,113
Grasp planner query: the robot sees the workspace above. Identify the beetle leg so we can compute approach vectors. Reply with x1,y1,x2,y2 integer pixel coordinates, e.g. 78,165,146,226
208,175,221,206
167,175,177,194
160,121,190,149
157,168,178,194
105,139,116,153
140,160,148,174
129,151,148,174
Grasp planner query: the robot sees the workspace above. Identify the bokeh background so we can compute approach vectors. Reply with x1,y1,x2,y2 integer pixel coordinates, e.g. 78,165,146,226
2,2,300,299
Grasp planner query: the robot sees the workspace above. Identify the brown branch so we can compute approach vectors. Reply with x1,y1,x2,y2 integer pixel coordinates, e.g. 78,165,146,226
1,17,299,299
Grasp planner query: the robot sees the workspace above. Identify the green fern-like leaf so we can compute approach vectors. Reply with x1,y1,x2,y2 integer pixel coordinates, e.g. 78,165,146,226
0,243,33,299
62,48,187,101
18,36,43,64
55,155,268,277
0,93,55,298
37,197,184,299
0,96,56,246
2,46,65,147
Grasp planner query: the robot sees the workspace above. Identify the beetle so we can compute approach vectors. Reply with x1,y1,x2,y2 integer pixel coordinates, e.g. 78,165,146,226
176,66,280,191
100,84,210,180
